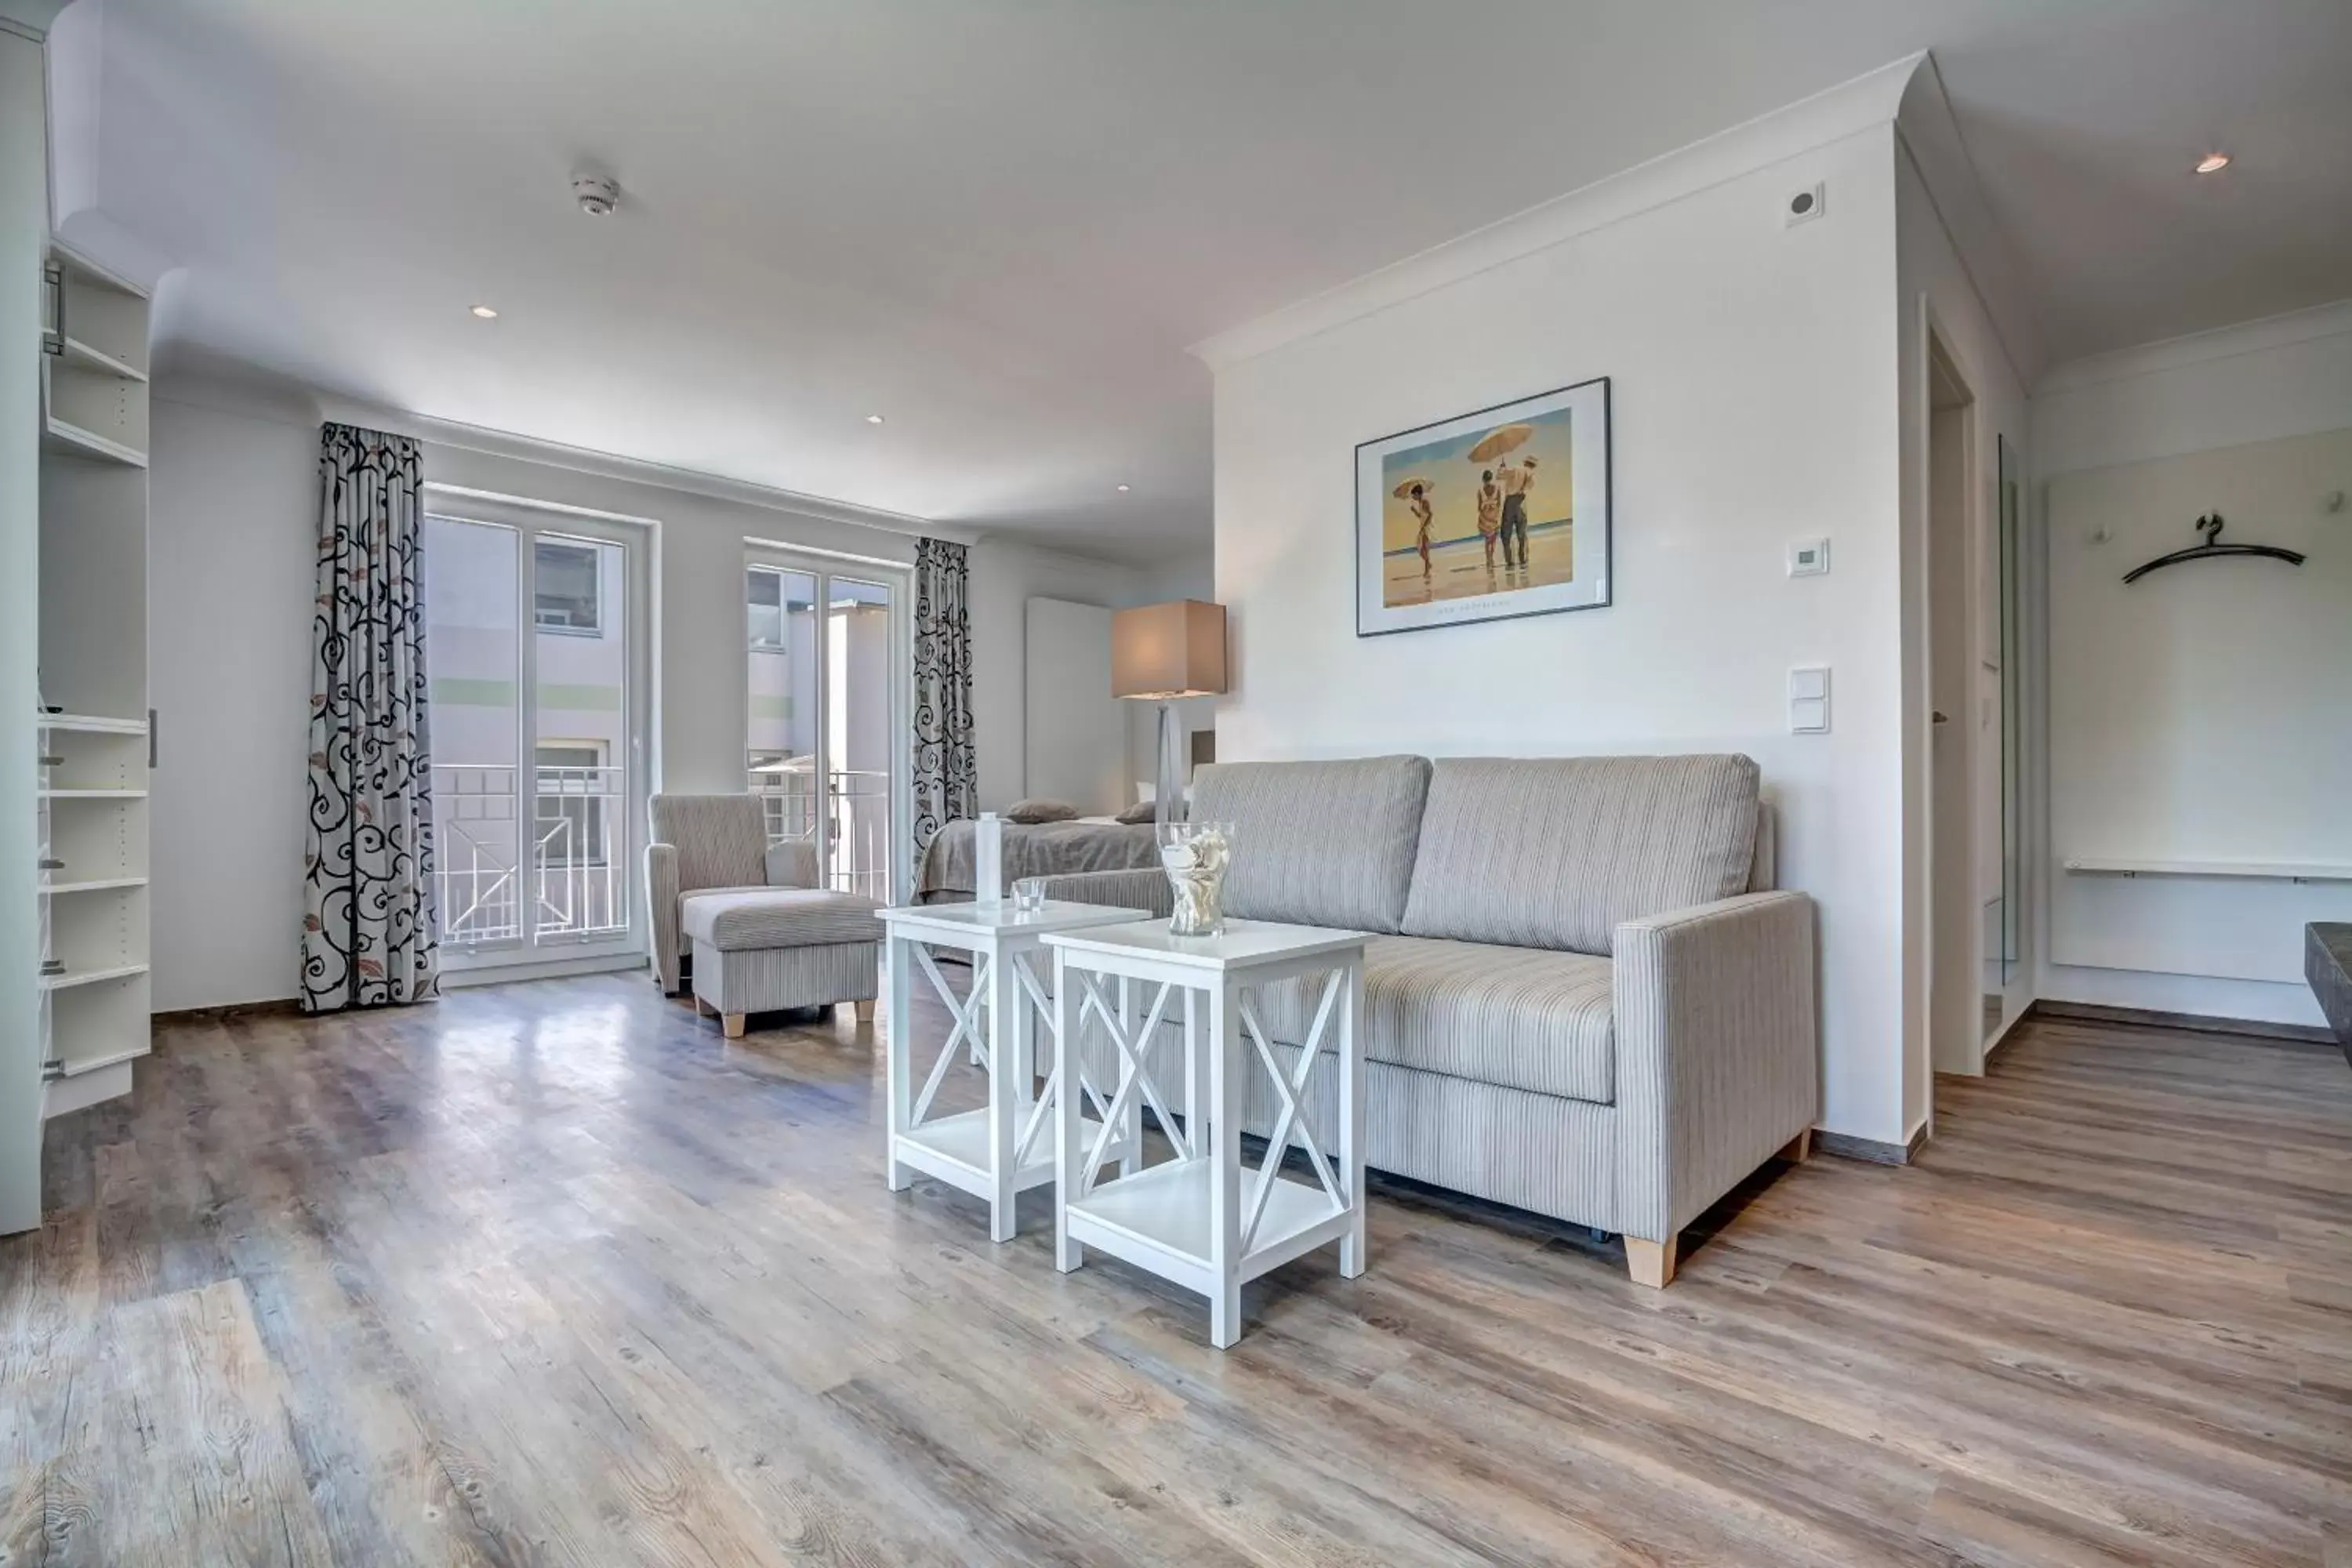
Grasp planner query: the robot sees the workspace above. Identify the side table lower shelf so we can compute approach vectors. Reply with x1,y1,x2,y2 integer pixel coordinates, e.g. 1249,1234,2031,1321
894,1105,1137,1196
1062,1153,1355,1298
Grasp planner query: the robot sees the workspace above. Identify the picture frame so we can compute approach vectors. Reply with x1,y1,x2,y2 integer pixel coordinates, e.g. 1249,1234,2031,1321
1354,376,1612,637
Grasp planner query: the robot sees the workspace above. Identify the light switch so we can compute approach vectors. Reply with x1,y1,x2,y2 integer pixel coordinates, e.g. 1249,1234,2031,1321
1788,666,1831,733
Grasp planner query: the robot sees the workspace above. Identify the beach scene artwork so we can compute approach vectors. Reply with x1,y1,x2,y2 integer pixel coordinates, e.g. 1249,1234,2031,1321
1356,376,1610,637
1379,405,1577,608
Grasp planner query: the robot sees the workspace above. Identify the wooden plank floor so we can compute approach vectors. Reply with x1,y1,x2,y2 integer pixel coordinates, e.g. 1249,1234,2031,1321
4,977,2348,1566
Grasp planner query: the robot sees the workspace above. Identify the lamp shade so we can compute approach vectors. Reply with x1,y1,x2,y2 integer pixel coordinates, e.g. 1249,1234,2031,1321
1111,599,1228,699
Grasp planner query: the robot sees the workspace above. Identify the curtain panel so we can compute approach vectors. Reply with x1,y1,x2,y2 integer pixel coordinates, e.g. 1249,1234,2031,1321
910,537,976,856
302,423,439,1012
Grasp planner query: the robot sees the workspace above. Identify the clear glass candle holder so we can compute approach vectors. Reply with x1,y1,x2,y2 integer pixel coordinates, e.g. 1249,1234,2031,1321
1157,820,1234,938
1012,876,1048,913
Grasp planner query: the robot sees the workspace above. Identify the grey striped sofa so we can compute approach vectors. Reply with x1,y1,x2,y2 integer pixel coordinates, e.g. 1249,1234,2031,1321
645,794,884,1036
1040,754,1817,1288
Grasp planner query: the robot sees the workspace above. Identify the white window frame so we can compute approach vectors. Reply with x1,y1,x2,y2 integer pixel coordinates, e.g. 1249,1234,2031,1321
743,544,914,906
426,493,652,977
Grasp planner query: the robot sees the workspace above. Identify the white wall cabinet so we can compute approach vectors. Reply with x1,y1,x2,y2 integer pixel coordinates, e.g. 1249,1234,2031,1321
34,248,154,1123
4,13,153,1236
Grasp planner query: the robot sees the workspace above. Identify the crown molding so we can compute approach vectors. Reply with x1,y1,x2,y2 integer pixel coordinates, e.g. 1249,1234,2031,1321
1189,52,1924,374
2034,296,2352,397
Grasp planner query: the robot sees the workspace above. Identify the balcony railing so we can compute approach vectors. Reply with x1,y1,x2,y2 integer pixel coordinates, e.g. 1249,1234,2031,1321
748,760,892,902
433,763,627,946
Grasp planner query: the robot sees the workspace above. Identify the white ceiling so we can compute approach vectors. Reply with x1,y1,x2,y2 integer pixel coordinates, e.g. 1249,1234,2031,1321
76,0,2352,561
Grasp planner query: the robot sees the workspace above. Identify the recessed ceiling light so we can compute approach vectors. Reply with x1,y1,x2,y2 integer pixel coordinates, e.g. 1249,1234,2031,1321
1116,484,1131,493
470,303,499,318
2194,152,2230,174
866,413,885,425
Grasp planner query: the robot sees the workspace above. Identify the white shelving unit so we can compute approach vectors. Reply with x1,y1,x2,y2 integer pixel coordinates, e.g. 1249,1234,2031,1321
34,241,152,1119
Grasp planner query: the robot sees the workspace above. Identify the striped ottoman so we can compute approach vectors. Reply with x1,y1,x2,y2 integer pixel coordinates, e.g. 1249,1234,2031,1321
679,887,884,1036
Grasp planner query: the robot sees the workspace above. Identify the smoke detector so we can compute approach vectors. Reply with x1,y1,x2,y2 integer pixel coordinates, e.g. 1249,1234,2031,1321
572,172,620,217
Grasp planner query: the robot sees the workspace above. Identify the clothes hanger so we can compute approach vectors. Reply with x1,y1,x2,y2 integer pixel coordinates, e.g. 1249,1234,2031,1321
2122,513,2306,585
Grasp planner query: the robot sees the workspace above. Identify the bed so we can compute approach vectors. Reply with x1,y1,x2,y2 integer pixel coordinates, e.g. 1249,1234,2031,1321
916,817,1160,903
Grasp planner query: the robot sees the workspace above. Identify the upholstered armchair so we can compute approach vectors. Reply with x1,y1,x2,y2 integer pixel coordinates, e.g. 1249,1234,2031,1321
644,793,818,993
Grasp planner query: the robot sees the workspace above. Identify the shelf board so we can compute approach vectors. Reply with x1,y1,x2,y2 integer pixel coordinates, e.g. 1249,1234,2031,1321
55,336,148,383
2062,857,2352,883
40,963,149,993
53,1041,151,1078
38,877,148,895
38,788,148,800
42,416,148,468
1065,1157,1341,1272
45,1060,133,1120
34,713,148,735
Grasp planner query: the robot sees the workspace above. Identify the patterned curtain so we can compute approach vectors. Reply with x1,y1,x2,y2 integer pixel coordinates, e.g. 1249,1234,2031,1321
302,423,439,1012
910,537,975,855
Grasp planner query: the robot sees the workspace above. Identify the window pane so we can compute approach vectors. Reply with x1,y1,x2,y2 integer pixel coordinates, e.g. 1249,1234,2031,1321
828,575,893,898
425,517,521,946
533,539,602,633
534,536,627,937
748,567,818,847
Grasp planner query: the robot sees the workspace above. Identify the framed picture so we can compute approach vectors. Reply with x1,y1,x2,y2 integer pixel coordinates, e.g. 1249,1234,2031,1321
1355,376,1611,637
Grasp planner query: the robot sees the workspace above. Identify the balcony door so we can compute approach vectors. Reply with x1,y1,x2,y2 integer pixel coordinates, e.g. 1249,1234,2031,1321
423,506,648,973
746,551,911,903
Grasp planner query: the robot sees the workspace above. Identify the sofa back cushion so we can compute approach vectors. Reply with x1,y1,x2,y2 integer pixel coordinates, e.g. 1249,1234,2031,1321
649,793,769,894
1190,756,1432,933
1399,755,1761,955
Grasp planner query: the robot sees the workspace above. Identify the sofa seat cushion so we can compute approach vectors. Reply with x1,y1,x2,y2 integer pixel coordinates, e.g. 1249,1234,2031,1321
1401,754,1761,956
1250,934,1613,1105
680,888,884,952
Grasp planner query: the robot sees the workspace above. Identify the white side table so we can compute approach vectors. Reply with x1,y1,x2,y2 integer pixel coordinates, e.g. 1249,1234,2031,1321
1041,918,1368,1348
877,900,1144,1242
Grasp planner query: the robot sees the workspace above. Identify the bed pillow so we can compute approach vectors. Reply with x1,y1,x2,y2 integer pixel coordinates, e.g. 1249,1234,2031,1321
1005,797,1080,825
1114,799,1157,826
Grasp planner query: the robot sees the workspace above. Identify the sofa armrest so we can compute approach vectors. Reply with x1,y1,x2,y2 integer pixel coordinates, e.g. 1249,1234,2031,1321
647,842,683,993
1038,868,1172,919
1613,891,1817,1242
764,836,819,891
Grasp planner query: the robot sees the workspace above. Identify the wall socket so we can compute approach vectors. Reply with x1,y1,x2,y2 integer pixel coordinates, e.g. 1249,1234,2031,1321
1785,182,1827,227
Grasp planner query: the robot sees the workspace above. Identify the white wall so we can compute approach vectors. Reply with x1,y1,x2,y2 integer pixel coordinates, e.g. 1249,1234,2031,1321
2030,300,2352,1026
147,379,1176,1008
1206,123,1908,1143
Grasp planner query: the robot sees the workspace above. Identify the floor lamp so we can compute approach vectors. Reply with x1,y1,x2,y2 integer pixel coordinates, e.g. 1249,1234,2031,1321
1111,600,1227,827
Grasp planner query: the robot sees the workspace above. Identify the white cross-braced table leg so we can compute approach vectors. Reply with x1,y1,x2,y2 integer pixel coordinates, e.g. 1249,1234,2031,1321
885,933,915,1190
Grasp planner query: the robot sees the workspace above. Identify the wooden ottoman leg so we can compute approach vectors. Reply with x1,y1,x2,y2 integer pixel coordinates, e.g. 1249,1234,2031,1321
722,1013,747,1039
1625,1235,1678,1289
853,999,877,1022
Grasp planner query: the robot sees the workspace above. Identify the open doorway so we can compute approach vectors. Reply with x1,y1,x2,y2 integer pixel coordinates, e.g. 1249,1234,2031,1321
1926,332,1989,1086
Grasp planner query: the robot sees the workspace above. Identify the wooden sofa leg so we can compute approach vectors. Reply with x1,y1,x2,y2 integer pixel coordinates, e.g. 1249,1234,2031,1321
722,1012,747,1039
1625,1236,1678,1289
852,999,877,1023
694,994,717,1018
1777,1128,1813,1163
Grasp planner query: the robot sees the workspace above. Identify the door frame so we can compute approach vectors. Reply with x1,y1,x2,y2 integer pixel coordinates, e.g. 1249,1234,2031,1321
423,491,653,977
743,543,915,906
